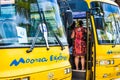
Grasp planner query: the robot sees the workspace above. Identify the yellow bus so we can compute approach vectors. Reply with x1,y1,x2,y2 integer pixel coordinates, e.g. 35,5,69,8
67,0,120,80
0,0,72,80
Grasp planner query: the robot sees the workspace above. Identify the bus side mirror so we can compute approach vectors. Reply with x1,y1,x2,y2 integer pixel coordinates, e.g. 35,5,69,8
65,10,73,26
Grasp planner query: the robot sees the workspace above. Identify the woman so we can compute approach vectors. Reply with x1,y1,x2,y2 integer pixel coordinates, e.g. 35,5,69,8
71,20,87,70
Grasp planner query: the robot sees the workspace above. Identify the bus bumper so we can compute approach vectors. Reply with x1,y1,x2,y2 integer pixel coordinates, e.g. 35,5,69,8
0,66,72,80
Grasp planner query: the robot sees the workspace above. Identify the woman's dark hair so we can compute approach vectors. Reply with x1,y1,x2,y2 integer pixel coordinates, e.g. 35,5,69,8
78,20,83,26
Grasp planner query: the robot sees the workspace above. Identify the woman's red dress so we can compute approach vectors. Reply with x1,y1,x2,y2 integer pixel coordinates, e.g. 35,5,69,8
73,27,87,56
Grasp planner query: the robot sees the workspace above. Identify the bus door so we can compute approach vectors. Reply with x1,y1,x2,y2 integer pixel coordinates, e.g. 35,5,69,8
69,11,93,80
65,0,93,80
85,11,93,80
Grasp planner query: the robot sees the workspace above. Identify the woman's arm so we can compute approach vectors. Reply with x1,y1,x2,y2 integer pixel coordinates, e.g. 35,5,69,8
71,30,75,39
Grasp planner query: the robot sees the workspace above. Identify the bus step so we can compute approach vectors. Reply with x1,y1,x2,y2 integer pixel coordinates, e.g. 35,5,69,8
72,78,85,80
72,70,86,79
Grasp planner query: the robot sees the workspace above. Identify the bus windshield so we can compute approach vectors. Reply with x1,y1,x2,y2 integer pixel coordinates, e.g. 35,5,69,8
0,0,67,47
91,2,120,44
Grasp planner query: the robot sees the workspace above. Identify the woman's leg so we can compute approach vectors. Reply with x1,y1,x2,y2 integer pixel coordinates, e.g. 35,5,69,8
75,56,79,70
81,56,85,70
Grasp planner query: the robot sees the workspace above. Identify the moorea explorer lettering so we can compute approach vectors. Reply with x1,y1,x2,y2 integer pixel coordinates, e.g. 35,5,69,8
10,53,67,66
50,53,67,62
10,57,48,66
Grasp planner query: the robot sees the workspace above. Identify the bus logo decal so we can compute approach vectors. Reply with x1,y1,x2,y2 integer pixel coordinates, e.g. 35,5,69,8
10,58,25,66
107,50,120,54
107,50,112,54
10,53,67,67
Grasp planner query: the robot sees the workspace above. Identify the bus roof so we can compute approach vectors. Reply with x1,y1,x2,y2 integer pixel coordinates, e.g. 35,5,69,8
70,0,119,19
89,0,118,6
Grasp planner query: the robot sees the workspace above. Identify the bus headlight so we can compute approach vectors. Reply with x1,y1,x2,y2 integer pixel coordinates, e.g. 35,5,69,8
111,78,120,80
22,77,30,80
117,72,120,76
99,60,114,65
12,78,21,80
64,68,72,74
103,73,109,78
10,77,29,80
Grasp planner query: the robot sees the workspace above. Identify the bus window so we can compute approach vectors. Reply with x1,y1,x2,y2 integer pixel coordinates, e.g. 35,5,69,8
0,3,18,42
68,0,89,12
91,2,120,44
0,0,67,47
